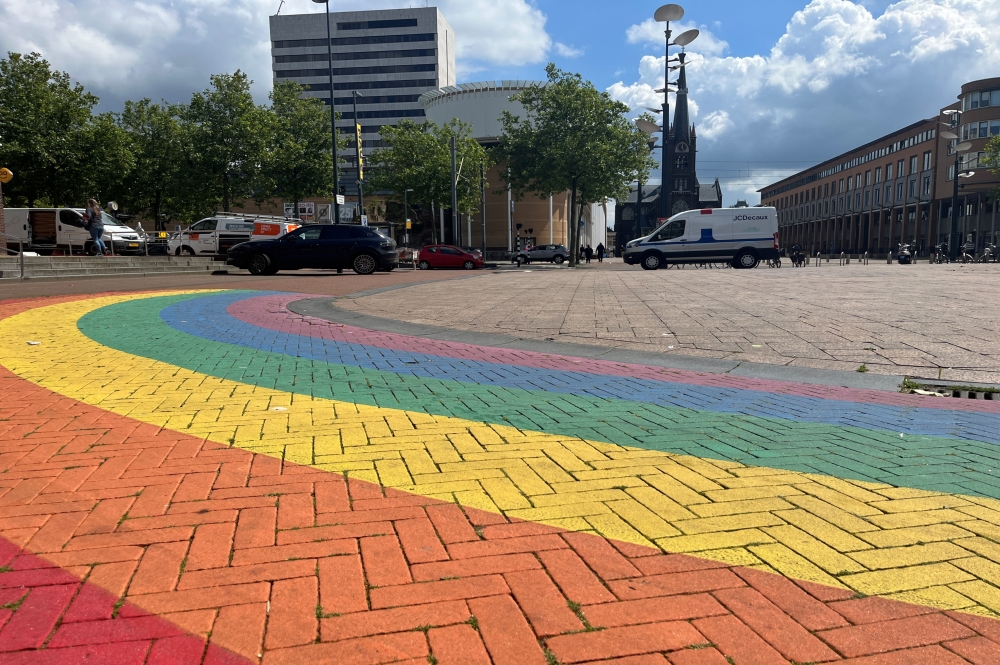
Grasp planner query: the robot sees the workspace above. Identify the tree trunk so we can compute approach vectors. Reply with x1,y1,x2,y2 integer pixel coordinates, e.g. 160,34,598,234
0,181,6,255
569,180,579,266
223,173,231,212
153,191,162,232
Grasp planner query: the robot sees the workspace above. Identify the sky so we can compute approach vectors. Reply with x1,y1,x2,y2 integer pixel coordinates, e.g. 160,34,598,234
2,0,999,206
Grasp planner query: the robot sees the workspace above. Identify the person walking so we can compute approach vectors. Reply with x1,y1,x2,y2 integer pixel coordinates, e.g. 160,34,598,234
596,243,605,263
584,245,593,263
84,199,107,256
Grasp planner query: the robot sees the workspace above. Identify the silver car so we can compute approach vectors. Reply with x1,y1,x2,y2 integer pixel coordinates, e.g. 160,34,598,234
515,244,569,264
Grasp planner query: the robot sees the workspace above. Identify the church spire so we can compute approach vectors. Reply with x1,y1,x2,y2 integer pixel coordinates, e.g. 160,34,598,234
672,51,690,146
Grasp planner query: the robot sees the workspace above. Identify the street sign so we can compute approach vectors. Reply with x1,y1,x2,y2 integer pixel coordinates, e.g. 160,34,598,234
335,195,345,205
361,215,368,226
0,168,12,184
405,220,412,229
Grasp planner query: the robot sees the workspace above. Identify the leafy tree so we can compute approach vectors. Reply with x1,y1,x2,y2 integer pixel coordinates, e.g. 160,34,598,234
185,71,269,212
260,81,337,214
496,64,654,265
367,119,491,238
984,134,1000,203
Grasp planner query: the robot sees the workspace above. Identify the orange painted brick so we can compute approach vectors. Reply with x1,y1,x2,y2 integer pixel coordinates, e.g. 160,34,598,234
504,569,582,637
447,534,568,559
425,504,479,544
187,522,236,571
172,473,217,504
45,546,145,568
796,578,855,603
411,553,542,582
468,594,547,665
211,602,267,661
169,497,275,514
319,554,368,615
25,511,88,553
128,541,189,595
370,575,510,610
829,596,935,625
610,569,745,601
267,576,318,649
634,554,729,577
128,582,271,613
64,560,138,622
117,510,238,533
65,526,194,551
177,560,316,590
548,620,705,663
321,599,469,642
537,549,617,605
231,539,355,566
818,613,975,658
347,477,383,501
160,608,216,636
734,567,849,631
839,645,971,664
947,610,1000,644
395,518,449,564
668,649,729,665
74,497,135,536
277,493,314,530
213,483,312,500
428,624,491,665
317,506,426,525
352,496,440,511
128,480,181,518
40,466,95,494
944,636,1000,665
233,507,276,550
361,534,412,587
693,614,786,665
277,521,393,546
262,631,428,665
563,531,642,581
583,593,727,629
713,587,840,663
479,522,564,540
214,460,251,490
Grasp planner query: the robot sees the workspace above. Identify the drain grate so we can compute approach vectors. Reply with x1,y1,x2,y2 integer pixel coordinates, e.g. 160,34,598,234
904,381,999,400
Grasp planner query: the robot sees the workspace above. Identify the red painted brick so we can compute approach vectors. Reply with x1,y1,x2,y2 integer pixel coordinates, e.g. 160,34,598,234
314,479,351,513
538,548,617,605
584,593,727,628
667,649,729,665
321,600,470,641
48,615,185,647
0,641,152,664
548,621,706,664
818,613,975,658
947,610,1000,644
713,587,840,663
361,534,412,587
468,594,547,665
395,518,449,564
448,533,568,559
319,554,368,614
0,584,77,651
186,522,235,571
830,596,935,625
266,577,318,649
610,568,745,601
262,631,428,665
348,477,384,500
796,578,856,602
944,636,1000,664
412,553,542,582
425,504,479,543
479,521,564,540
734,567,849,631
693,614,786,665
505,569,583,636
233,507,276,549
146,634,210,664
211,602,267,661
429,623,491,665
370,575,510,610
277,493,314,530
0,567,80,589
840,644,970,664
636,555,732,577
128,541,189,595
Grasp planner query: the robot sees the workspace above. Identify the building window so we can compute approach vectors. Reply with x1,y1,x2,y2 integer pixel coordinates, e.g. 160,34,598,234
864,191,870,207
875,167,882,183
922,176,931,196
865,170,871,186
839,197,844,213
838,178,844,193
923,151,932,171
825,201,829,214
273,33,436,49
855,193,861,209
275,63,436,78
885,185,891,203
909,155,918,175
898,159,905,177
338,18,419,30
897,182,904,200
874,188,880,205
274,48,437,63
856,174,862,189
886,163,893,180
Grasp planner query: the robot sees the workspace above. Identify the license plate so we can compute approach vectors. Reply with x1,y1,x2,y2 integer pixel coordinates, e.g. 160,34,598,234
128,243,139,248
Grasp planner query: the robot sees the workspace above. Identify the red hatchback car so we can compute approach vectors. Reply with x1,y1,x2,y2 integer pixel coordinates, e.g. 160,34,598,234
417,245,484,270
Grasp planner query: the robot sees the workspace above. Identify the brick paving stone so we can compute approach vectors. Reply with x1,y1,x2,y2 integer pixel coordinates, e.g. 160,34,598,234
547,621,706,663
468,594,548,665
818,613,976,657
428,624,491,665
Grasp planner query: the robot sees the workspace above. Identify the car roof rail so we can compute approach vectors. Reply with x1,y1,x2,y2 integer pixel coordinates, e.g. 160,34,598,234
213,212,302,222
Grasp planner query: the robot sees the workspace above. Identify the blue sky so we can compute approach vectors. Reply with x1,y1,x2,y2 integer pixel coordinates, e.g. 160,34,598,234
2,0,998,205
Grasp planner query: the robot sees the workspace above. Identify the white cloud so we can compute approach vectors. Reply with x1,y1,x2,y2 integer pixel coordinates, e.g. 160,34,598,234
555,43,583,58
610,0,1000,205
626,19,729,56
0,0,552,109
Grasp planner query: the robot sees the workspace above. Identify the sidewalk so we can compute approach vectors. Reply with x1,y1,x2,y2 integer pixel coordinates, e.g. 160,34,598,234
2,289,1000,663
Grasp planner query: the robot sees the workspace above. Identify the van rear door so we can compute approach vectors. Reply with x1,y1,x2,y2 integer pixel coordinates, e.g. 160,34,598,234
59,209,89,250
28,210,57,247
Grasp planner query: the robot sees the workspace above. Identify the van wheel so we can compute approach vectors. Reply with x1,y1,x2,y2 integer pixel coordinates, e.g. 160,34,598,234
247,254,271,276
181,246,196,257
641,252,662,270
553,255,565,264
352,253,377,275
733,249,759,269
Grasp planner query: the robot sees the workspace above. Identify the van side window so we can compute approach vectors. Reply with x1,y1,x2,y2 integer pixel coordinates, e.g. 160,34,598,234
190,220,217,231
60,210,85,227
652,220,685,242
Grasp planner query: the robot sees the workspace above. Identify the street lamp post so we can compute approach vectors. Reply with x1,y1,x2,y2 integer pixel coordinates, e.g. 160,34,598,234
941,110,972,261
403,188,413,246
311,0,340,226
352,91,365,224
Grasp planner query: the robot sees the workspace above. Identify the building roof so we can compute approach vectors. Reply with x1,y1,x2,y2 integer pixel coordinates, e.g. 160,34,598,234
620,185,661,204
418,81,547,106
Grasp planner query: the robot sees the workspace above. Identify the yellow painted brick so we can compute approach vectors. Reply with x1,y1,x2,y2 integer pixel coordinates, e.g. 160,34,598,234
525,457,576,485
585,513,656,549
625,486,698,522
955,537,1000,565
412,468,506,485
886,585,975,611
839,562,974,595
656,529,774,554
762,525,867,574
447,432,487,455
774,510,872,553
454,489,501,516
424,441,461,464
543,446,592,473
284,443,313,466
966,495,1000,514
730,466,789,478
531,490,630,508
874,487,947,500
504,466,555,497
796,484,883,517
459,450,546,462
808,475,891,503
785,495,879,533
347,468,380,485
558,440,612,462
953,555,1000,587
375,458,413,487
479,477,532,511
857,524,974,548
868,496,972,514
642,474,709,506
866,509,973,530
397,480,482,495
673,456,737,480
699,548,762,567
574,467,664,482
957,504,1000,527
606,499,681,540
702,486,804,503
340,427,369,447
550,477,646,493
313,435,342,457
849,542,972,571
717,474,808,489
543,517,592,532
314,460,376,473
437,459,529,472
748,543,846,589
655,460,725,493
950,581,1000,614
675,512,785,536
400,450,439,476
506,502,612,522
690,497,794,518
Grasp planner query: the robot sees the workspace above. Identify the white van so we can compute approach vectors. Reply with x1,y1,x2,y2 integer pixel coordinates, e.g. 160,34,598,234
5,208,146,255
168,215,300,257
623,207,779,270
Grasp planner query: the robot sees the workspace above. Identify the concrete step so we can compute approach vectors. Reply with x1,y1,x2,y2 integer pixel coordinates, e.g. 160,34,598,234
0,256,231,280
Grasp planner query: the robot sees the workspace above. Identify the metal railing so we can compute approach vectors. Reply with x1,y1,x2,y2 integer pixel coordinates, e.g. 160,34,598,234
0,232,25,280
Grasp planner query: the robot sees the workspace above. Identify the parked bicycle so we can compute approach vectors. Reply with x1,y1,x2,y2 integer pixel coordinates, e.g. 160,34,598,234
979,243,997,263
932,243,950,264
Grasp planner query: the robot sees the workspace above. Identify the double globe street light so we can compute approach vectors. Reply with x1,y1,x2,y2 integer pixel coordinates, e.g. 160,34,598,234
941,109,977,260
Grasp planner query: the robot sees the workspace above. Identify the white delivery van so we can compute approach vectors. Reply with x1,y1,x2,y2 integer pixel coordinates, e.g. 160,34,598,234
623,207,779,270
168,215,300,257
4,208,146,255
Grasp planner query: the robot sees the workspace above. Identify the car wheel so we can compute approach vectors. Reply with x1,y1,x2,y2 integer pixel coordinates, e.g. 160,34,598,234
641,252,662,270
463,260,476,270
181,246,196,257
733,249,759,269
247,253,271,276
418,260,431,270
553,255,565,264
352,253,377,275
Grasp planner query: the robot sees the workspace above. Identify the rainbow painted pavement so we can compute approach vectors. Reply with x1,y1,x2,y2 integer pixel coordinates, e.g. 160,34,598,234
3,290,1000,663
